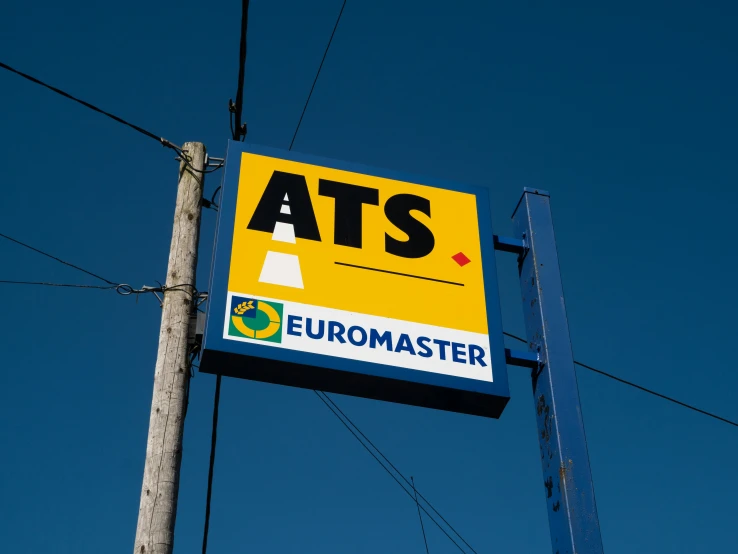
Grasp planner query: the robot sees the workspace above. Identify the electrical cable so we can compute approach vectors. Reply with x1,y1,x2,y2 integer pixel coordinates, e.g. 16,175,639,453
202,374,222,554
0,280,116,290
0,60,223,178
201,6,251,551
7,214,732,432
319,391,479,554
232,0,250,141
0,60,179,151
193,161,225,175
201,185,222,211
412,476,431,554
0,279,198,302
502,331,738,428
314,390,470,554
210,186,222,208
0,231,116,285
0,59,224,180
2,234,732,432
288,0,348,151
0,232,199,302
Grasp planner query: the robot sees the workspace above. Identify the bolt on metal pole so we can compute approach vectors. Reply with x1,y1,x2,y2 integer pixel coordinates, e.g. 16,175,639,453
511,188,604,554
133,142,206,554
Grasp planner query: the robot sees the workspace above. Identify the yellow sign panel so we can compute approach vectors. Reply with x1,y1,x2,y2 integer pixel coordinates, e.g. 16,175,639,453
228,152,488,334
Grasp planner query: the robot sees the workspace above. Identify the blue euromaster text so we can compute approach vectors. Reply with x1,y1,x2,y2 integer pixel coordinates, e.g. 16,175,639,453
285,315,487,367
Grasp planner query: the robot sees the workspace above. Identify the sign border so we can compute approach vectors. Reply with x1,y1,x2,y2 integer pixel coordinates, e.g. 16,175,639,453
200,141,510,418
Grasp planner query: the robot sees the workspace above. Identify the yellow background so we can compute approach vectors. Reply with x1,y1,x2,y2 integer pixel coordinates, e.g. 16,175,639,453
228,153,488,334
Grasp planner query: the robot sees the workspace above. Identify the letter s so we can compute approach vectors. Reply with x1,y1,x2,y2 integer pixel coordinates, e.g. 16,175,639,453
384,194,434,258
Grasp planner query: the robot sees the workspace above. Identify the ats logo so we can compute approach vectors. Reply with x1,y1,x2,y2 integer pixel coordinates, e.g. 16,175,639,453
228,296,283,343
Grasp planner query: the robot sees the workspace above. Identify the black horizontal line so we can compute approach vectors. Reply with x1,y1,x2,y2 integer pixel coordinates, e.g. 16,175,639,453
334,262,464,286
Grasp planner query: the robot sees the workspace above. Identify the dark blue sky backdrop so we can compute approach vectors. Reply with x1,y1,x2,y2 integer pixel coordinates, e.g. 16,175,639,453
1,1,736,552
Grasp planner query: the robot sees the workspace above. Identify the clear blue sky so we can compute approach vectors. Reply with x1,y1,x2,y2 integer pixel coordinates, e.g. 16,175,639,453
1,1,736,552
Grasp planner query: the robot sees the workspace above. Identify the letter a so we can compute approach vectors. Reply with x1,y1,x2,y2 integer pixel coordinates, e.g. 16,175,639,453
247,171,321,241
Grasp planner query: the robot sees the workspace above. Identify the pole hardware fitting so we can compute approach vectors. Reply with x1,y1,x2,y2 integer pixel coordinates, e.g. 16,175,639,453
202,154,226,175
196,292,208,310
201,182,222,210
160,138,180,151
493,234,528,256
124,283,198,308
229,98,248,139
203,154,222,167
188,311,206,350
228,99,247,139
505,348,542,369
140,285,164,307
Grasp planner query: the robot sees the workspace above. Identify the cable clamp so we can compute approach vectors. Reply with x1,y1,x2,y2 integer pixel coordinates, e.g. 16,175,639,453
140,285,164,307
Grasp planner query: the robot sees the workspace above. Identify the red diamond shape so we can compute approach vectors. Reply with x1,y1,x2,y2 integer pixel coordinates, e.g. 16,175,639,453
452,252,471,267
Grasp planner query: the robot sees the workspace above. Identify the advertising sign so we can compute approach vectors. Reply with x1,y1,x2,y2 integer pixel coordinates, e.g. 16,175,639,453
200,142,509,417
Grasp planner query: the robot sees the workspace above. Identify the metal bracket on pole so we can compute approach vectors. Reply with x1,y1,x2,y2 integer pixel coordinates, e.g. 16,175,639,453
493,234,527,255
505,348,540,369
507,187,604,554
188,311,206,348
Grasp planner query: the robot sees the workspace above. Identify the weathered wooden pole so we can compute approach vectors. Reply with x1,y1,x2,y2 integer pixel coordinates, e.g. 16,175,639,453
133,142,206,554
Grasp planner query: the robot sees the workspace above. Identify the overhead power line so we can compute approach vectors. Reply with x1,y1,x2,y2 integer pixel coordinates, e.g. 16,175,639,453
315,390,475,554
0,60,226,177
412,476,431,554
0,231,116,285
317,391,479,552
0,60,179,151
5,226,734,429
289,0,348,150
201,4,252,550
201,375,222,554
0,231,199,301
204,6,348,552
502,331,738,428
0,280,116,290
575,358,738,428
231,0,251,141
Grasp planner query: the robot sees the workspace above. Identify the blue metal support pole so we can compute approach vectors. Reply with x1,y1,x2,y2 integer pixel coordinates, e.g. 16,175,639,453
511,188,604,554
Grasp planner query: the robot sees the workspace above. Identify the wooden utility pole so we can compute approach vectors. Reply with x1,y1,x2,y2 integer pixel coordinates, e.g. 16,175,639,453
133,142,206,554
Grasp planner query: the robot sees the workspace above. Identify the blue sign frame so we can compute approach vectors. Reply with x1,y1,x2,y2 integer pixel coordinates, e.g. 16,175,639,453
200,142,510,418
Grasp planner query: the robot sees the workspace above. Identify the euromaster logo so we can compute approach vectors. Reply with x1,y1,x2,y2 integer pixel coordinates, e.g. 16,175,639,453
227,295,283,343
222,293,493,382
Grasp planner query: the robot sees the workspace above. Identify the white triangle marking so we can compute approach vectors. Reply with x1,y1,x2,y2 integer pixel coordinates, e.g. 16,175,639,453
258,251,304,289
272,222,296,243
